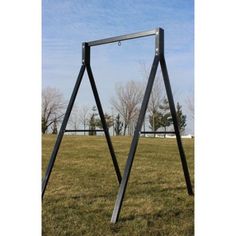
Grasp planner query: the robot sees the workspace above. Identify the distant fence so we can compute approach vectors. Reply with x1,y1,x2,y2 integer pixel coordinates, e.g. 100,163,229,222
143,134,194,139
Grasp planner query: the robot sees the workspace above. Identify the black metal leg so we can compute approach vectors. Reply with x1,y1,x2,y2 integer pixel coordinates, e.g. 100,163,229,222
111,55,160,223
160,55,193,196
86,65,122,184
42,65,86,199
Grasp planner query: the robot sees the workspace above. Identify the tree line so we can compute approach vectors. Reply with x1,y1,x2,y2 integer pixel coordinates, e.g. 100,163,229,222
42,75,193,136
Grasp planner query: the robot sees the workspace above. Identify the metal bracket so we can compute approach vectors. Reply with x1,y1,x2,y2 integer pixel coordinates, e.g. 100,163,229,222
82,42,90,65
155,28,164,55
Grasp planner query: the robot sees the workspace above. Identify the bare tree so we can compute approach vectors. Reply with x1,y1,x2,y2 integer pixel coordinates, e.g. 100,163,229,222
140,62,163,136
111,80,144,135
42,87,65,134
68,105,80,135
186,96,194,119
128,108,140,135
79,105,90,135
67,104,90,135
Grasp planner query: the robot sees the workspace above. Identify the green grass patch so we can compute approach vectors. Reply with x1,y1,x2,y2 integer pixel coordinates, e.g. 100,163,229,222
42,135,194,235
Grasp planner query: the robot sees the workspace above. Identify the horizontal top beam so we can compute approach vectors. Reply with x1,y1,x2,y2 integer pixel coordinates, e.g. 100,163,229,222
87,28,159,47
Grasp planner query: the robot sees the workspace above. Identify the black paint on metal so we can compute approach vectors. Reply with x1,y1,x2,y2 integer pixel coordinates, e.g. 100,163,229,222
42,28,193,224
160,54,193,196
42,65,85,198
111,28,193,223
86,64,122,183
87,29,157,47
111,55,160,223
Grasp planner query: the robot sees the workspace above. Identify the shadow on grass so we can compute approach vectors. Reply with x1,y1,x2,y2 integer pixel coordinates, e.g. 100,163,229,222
118,207,185,223
128,184,190,196
70,193,111,199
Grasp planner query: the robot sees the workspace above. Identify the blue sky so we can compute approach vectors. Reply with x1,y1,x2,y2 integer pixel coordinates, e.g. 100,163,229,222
42,0,194,133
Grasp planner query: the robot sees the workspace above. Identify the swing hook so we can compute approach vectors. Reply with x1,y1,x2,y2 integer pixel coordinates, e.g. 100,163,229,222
118,41,121,46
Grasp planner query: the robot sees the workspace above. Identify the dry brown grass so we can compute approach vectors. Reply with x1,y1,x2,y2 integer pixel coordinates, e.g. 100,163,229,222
42,135,194,235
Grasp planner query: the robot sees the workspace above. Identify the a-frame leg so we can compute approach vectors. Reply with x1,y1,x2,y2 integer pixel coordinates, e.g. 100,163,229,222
86,64,122,183
42,65,86,199
111,55,160,223
160,55,193,196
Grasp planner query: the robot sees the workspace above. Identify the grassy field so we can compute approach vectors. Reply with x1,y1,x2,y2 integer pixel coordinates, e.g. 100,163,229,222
42,135,194,236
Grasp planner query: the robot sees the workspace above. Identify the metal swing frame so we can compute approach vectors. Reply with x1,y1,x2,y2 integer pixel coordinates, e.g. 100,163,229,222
42,28,193,223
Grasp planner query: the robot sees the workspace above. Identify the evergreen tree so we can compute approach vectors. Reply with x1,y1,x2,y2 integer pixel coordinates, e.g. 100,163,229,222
96,113,113,130
159,98,172,137
89,106,98,135
148,109,162,137
114,114,123,136
176,102,187,134
88,114,96,135
51,118,58,134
